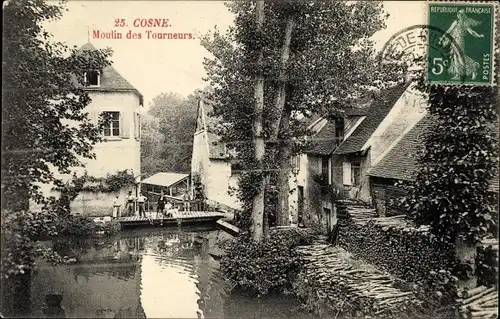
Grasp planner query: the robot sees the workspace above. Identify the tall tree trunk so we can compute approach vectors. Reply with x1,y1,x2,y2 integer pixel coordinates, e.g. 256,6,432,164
266,15,295,226
275,107,292,226
251,0,266,242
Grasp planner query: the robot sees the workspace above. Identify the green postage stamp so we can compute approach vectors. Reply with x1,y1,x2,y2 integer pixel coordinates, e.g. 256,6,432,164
427,1,497,85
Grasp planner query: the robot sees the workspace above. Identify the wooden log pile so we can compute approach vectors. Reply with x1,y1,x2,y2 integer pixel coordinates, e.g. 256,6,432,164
294,245,423,318
344,205,433,235
456,286,498,319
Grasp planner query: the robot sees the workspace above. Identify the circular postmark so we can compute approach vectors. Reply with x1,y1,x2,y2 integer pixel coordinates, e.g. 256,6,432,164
380,24,465,91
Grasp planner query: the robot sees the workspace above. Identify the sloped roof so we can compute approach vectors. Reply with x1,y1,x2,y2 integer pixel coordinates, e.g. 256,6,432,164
334,85,408,155
200,99,227,160
368,115,432,180
76,43,144,105
306,121,337,155
141,172,189,187
368,116,499,193
299,113,322,127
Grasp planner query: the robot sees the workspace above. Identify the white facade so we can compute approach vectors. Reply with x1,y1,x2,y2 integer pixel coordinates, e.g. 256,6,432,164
82,91,141,178
31,43,143,216
190,99,241,211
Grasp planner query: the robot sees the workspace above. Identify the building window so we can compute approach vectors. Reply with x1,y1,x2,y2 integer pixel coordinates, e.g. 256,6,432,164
290,155,300,173
103,111,120,137
342,161,361,186
351,162,361,186
231,162,243,176
84,70,100,86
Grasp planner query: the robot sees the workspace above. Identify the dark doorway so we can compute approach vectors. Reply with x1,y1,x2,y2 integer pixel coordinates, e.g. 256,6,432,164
298,186,304,227
323,207,332,233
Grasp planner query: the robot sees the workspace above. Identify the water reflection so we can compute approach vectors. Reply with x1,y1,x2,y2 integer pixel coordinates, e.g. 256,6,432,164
29,228,312,319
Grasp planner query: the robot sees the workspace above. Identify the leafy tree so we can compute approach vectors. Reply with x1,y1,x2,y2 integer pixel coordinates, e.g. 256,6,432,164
141,92,199,176
2,0,112,211
140,113,169,177
402,85,498,246
202,0,402,240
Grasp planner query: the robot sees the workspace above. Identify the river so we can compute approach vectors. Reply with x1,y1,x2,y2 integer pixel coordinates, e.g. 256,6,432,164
27,226,313,318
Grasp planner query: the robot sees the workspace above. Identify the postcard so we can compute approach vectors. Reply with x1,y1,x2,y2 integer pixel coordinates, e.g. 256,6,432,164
1,1,498,318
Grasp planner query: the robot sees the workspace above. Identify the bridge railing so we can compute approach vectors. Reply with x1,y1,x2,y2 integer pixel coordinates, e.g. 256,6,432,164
145,191,206,212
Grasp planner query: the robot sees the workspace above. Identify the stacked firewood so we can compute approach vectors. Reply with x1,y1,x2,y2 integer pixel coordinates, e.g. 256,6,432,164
457,286,498,319
295,245,422,318
345,205,433,235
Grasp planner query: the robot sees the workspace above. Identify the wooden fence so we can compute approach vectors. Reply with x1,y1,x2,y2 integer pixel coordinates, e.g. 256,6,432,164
145,191,206,212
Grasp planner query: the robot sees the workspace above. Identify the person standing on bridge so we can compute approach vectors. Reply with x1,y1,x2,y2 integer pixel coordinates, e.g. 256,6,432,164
124,190,136,216
112,194,121,219
157,190,166,218
137,192,147,218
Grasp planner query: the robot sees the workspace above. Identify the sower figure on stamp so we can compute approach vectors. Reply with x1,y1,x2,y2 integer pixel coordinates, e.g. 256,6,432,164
439,9,484,80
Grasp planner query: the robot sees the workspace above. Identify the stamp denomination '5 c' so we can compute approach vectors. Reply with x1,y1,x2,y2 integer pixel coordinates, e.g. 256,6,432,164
427,2,497,85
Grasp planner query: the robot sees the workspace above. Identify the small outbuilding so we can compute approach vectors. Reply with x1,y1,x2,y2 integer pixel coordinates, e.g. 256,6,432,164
141,172,190,198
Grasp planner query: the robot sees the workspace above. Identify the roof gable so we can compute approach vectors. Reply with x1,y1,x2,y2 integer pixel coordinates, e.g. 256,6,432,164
334,84,408,155
141,172,189,188
75,43,144,105
196,98,227,160
367,115,432,180
306,121,337,155
368,115,499,192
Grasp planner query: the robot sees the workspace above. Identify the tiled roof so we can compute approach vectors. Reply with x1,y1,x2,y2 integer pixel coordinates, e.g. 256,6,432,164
334,85,408,155
367,115,432,181
368,116,499,193
299,113,322,127
75,43,144,105
141,172,189,187
306,121,337,155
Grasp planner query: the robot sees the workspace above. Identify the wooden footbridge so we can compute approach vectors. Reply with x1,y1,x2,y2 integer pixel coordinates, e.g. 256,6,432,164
116,211,226,228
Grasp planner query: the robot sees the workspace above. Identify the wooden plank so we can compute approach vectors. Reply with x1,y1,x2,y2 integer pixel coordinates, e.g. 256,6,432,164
116,210,225,227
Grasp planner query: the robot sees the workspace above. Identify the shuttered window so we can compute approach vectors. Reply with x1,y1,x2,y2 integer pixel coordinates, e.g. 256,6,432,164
133,112,140,140
121,112,129,138
102,112,120,137
342,162,352,186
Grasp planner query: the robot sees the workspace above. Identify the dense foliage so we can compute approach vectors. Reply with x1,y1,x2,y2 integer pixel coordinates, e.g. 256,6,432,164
1,209,120,280
2,0,113,211
220,228,315,296
476,244,499,288
141,92,199,176
202,1,404,237
400,85,498,246
51,170,136,212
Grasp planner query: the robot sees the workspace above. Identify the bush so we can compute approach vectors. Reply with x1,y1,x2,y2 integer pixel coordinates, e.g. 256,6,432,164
220,228,314,296
1,210,64,278
476,244,499,288
1,209,118,279
55,214,97,239
95,220,121,237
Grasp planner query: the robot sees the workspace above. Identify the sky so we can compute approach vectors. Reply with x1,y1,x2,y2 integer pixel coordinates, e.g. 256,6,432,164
44,0,426,110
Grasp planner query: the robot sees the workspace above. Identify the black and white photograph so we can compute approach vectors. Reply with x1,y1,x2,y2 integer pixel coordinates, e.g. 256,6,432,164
1,0,499,318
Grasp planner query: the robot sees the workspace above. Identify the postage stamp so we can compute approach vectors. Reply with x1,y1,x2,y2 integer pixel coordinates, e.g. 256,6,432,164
427,1,497,85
